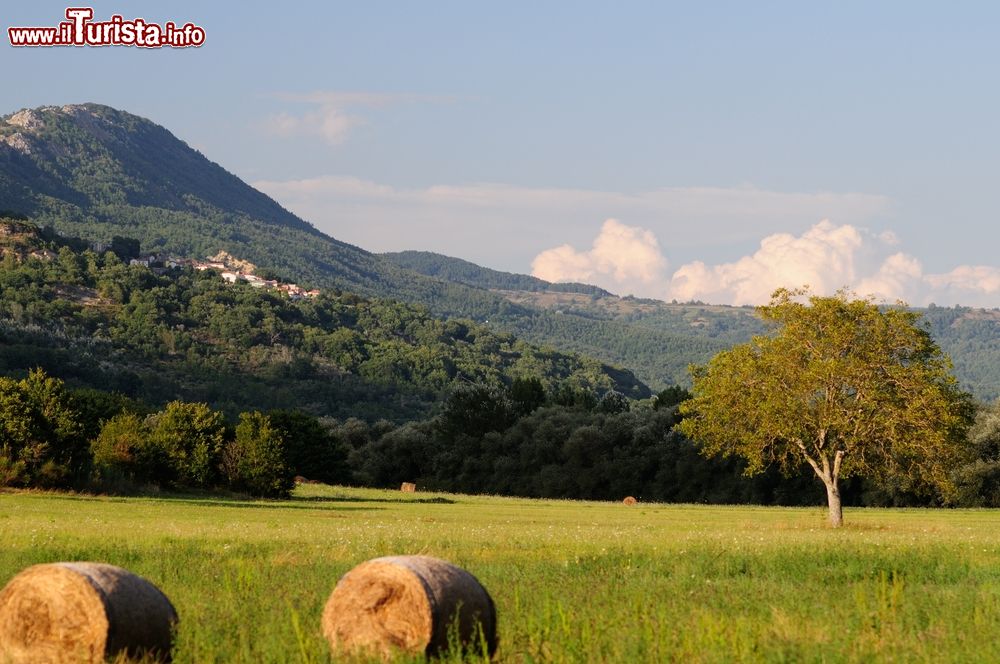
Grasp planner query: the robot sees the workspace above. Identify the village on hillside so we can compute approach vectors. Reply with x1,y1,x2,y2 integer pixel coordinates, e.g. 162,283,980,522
2,219,321,301
120,246,322,300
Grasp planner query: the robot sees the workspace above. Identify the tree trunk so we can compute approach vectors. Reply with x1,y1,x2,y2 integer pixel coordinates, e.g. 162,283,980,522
825,480,843,528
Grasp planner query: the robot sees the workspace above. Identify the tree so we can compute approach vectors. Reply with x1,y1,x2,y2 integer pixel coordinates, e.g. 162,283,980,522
653,386,691,410
0,370,88,488
678,288,974,527
510,376,547,417
222,412,293,498
146,401,226,488
437,382,516,440
267,409,349,484
597,389,631,414
952,400,1000,507
91,412,167,488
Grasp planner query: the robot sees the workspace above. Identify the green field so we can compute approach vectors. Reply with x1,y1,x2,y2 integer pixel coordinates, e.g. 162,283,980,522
3,486,1000,663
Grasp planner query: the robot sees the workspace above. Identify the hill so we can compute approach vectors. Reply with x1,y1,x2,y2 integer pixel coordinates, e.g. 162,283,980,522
0,219,648,420
0,104,669,387
494,288,1000,401
382,250,611,295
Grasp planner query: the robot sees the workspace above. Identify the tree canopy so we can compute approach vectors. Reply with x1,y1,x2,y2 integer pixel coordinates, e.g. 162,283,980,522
679,288,975,526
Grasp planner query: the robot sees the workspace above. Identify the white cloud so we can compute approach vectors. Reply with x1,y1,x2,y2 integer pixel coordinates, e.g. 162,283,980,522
252,175,892,272
666,220,880,305
251,171,1000,306
664,221,1000,307
263,108,360,145
855,253,924,303
260,91,451,146
923,266,1000,306
531,219,668,294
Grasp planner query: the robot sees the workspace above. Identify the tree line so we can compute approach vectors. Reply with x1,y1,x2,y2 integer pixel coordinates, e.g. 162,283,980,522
5,368,1000,509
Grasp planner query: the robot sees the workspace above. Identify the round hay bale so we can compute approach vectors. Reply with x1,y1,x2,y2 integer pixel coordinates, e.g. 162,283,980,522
322,555,496,660
0,562,177,664
623,496,637,505
399,482,416,493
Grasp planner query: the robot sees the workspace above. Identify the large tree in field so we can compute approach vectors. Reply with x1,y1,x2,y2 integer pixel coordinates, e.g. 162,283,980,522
678,288,974,527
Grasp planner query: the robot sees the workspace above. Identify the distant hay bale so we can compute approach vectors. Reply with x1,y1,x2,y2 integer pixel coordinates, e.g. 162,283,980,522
0,562,177,664
400,482,416,492
623,496,637,505
322,555,497,660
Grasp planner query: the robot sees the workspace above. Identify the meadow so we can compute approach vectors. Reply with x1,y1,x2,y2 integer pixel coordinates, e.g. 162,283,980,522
2,486,1000,663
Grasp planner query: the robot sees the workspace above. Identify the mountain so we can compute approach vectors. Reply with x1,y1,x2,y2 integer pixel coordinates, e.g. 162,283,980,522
4,103,1000,402
0,105,613,322
488,288,1000,402
0,103,699,391
382,250,611,296
0,105,653,399
0,104,434,298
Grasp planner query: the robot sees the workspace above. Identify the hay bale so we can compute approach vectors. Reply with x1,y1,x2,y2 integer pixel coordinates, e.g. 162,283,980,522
623,496,637,505
322,555,496,660
0,562,177,664
400,482,416,492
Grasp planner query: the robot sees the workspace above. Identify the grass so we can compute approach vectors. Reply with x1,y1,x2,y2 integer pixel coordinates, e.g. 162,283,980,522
3,485,1000,663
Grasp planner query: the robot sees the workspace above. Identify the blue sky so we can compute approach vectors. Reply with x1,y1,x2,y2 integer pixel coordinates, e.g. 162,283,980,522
3,2,1000,305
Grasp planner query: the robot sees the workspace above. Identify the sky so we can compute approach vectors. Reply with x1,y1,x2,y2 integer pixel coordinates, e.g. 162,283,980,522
3,1,1000,306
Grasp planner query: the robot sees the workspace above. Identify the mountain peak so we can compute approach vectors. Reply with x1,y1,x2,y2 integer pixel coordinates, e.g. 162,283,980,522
0,102,320,241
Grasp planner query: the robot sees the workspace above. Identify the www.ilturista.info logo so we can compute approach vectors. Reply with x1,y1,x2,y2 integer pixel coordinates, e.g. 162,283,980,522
8,7,205,48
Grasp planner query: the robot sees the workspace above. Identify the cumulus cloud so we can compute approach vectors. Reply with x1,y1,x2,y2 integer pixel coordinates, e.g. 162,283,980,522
531,219,668,293
524,217,1000,307
666,220,883,305
249,167,1000,306
923,266,1000,306
855,253,924,303
663,221,1000,307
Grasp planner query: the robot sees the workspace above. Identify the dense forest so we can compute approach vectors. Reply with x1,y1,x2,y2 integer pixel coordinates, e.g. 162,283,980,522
3,221,1000,508
499,289,1000,400
0,218,647,423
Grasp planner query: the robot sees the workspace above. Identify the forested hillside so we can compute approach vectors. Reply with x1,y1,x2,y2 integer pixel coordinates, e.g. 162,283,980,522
6,220,1000,508
0,218,647,422
0,104,543,317
499,289,1000,401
